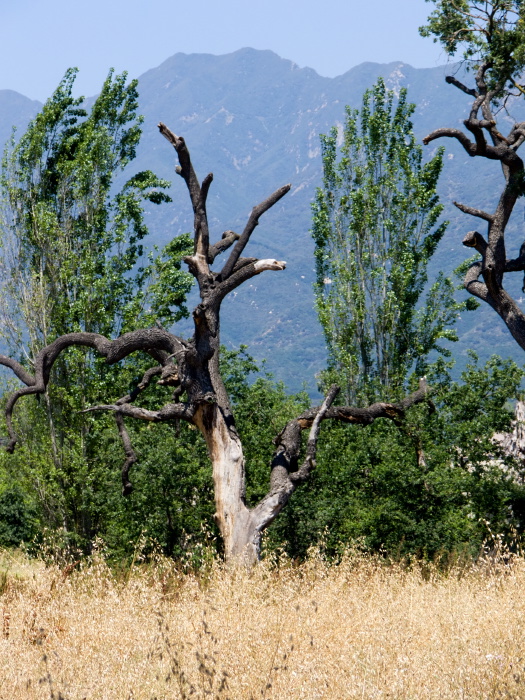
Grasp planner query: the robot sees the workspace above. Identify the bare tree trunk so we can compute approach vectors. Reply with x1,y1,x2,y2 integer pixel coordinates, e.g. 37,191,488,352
194,403,259,564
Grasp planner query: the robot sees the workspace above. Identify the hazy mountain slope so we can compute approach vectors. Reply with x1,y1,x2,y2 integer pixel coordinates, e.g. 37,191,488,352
2,50,524,393
0,90,42,149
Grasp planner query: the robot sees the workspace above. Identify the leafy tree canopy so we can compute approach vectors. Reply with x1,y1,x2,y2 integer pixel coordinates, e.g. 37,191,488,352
312,78,471,404
420,1,525,91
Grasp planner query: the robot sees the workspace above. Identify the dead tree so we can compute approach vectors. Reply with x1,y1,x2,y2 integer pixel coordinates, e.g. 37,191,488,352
423,61,525,347
0,124,429,564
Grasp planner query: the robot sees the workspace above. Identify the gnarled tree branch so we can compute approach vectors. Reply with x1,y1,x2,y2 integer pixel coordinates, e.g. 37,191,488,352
220,184,291,279
249,379,431,536
208,230,240,263
425,58,525,359
454,201,494,222
2,329,186,450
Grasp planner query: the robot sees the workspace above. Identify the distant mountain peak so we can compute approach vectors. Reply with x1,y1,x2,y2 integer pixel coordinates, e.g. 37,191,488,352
0,50,514,391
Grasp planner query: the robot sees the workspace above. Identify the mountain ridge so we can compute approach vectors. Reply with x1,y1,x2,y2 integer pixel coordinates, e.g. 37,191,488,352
1,49,523,393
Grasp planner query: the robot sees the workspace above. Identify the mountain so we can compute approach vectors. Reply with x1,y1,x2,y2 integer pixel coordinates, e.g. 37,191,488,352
0,90,42,149
2,49,524,393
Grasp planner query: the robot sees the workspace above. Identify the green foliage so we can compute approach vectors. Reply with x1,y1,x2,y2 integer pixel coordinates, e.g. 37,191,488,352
420,1,525,91
272,355,525,560
139,233,194,327
312,78,464,403
0,67,192,344
0,485,35,548
0,69,193,550
91,421,216,560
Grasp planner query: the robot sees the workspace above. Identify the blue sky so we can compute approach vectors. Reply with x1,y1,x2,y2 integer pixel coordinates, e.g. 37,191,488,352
2,0,447,101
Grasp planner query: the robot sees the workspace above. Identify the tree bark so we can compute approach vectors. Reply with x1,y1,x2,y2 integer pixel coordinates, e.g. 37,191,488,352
193,402,256,563
423,61,525,350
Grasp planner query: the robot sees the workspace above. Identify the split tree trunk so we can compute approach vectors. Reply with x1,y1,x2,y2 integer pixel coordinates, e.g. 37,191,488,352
194,403,261,564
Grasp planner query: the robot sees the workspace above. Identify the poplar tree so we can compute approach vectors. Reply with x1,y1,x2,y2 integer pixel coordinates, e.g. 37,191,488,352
311,79,469,404
0,69,192,543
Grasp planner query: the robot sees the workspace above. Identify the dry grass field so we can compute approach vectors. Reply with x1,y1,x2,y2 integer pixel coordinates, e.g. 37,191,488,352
1,543,525,699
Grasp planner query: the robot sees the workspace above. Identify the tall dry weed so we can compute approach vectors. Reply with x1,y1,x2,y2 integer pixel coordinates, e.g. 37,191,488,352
0,544,524,698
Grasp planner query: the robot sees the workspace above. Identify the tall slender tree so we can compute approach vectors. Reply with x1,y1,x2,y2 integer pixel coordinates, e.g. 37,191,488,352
312,79,469,404
0,69,192,542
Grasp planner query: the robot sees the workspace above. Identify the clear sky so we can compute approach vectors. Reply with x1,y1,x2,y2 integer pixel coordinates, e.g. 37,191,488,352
1,0,447,102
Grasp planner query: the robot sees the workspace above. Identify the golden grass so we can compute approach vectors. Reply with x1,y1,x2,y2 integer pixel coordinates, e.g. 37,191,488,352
1,545,525,699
